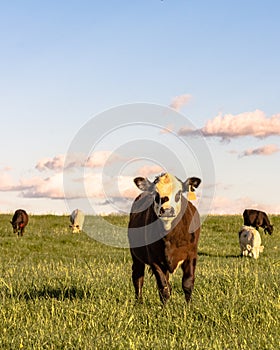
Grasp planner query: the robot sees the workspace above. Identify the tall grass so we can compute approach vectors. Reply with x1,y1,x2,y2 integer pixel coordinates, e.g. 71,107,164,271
0,214,279,349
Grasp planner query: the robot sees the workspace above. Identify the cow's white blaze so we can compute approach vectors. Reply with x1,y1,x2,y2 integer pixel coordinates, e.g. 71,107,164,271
155,173,183,230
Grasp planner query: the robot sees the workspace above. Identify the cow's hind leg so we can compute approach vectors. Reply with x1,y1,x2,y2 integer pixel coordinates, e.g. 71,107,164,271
181,257,197,302
131,255,145,302
151,264,171,304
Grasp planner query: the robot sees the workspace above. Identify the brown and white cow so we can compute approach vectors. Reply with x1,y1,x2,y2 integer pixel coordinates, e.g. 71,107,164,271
128,172,201,304
10,209,29,236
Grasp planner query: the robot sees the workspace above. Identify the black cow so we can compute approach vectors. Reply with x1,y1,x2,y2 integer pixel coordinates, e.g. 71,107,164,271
10,209,29,236
128,172,201,304
243,209,273,235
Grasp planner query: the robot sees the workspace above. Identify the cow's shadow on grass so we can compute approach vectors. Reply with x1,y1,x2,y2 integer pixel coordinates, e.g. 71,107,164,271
198,251,241,258
16,286,92,301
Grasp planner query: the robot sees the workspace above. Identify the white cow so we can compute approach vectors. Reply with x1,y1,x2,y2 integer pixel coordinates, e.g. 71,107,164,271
238,225,264,259
69,209,85,233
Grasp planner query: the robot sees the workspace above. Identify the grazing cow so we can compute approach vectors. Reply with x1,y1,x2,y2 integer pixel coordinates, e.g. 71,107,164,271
10,209,29,236
239,225,264,259
69,209,85,233
243,209,273,235
128,172,201,304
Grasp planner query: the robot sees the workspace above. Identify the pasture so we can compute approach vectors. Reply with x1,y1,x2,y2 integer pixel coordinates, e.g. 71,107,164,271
0,214,279,349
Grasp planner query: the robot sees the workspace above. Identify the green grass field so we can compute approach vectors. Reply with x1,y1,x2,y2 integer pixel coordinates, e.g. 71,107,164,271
0,214,279,349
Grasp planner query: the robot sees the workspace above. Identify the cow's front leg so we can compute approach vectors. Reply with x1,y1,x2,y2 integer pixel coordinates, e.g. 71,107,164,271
181,256,197,302
131,257,145,302
151,264,171,304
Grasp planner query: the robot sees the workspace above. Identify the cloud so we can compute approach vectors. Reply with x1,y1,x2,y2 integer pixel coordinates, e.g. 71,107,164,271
85,151,122,168
170,94,192,111
136,165,164,178
36,154,66,172
21,174,65,199
160,124,174,134
0,171,65,199
36,151,122,172
178,110,280,140
209,196,280,214
239,144,280,158
0,171,15,191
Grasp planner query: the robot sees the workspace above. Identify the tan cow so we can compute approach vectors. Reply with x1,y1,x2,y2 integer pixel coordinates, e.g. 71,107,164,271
69,209,85,233
239,225,264,259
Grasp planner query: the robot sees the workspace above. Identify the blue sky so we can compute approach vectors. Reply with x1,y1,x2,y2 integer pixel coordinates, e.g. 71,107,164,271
0,0,279,215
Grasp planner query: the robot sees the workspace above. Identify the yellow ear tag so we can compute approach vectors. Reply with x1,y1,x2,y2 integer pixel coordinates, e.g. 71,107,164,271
187,185,196,200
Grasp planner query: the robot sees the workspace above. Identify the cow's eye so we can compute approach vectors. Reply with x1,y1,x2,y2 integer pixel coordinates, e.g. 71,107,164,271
155,192,160,204
175,190,182,202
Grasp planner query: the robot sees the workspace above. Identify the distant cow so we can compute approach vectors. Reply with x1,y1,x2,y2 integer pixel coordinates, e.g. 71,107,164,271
128,172,201,304
69,209,85,233
10,209,29,236
243,209,273,235
239,225,264,259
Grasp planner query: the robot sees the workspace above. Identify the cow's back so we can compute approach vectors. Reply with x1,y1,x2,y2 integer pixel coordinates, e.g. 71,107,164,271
12,209,28,225
243,209,269,227
243,209,258,226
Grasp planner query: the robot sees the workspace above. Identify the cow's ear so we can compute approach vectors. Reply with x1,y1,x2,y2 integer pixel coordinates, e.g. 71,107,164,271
182,177,201,192
134,177,154,192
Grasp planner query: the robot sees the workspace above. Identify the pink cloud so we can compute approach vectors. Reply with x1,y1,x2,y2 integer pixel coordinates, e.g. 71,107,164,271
117,175,139,199
36,151,122,172
178,110,280,139
85,151,122,168
136,165,164,177
203,110,280,139
239,144,280,158
170,94,192,111
210,196,280,214
21,174,65,199
0,171,15,191
36,154,66,171
160,124,174,134
0,171,65,199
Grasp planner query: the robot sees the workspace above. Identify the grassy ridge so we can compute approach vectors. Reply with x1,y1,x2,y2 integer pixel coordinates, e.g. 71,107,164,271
0,214,279,349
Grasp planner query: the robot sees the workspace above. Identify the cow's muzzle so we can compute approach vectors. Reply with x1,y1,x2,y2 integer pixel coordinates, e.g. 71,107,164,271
159,207,175,218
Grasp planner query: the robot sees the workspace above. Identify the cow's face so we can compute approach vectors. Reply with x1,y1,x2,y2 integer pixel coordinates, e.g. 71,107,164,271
72,225,80,233
264,224,273,235
10,221,18,233
134,173,201,231
69,224,80,233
